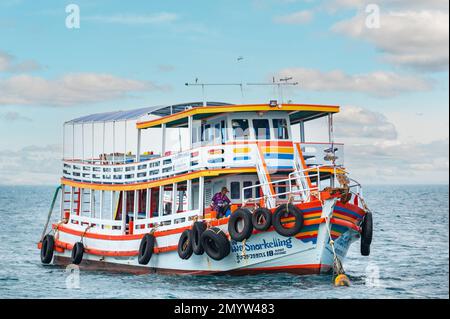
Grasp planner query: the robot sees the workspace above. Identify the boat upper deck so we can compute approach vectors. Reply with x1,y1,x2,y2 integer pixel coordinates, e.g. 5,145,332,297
62,102,344,190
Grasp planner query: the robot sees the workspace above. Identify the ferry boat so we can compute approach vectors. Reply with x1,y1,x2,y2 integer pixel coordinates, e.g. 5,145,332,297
38,101,373,275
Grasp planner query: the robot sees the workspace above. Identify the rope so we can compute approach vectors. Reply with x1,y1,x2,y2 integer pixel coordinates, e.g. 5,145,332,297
324,216,345,276
241,238,247,257
80,225,93,244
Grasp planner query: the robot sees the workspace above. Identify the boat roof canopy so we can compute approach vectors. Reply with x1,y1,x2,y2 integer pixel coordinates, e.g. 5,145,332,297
65,102,339,128
65,102,232,125
136,103,340,129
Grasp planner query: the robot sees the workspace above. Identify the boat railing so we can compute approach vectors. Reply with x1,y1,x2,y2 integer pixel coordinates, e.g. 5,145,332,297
68,214,124,235
133,209,201,234
63,141,344,185
62,143,260,184
295,142,345,167
241,167,323,206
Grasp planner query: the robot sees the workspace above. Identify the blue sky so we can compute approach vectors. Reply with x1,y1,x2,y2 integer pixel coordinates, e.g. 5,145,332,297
0,0,448,184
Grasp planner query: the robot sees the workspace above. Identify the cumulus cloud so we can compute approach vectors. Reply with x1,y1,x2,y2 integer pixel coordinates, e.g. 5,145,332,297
334,106,397,139
273,10,314,24
276,67,432,97
0,51,42,73
0,144,62,185
0,73,167,107
332,9,449,72
85,12,179,25
343,138,449,184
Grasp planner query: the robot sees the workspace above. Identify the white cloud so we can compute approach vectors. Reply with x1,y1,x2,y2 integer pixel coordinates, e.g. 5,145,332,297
276,67,432,97
332,9,449,72
0,73,167,107
0,51,41,73
345,139,449,184
0,144,61,185
334,106,397,139
85,12,179,25
273,10,314,24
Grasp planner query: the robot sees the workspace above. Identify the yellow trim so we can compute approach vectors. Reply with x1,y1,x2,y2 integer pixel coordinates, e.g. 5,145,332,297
318,167,347,174
261,146,293,154
62,168,257,191
137,104,340,129
233,147,251,154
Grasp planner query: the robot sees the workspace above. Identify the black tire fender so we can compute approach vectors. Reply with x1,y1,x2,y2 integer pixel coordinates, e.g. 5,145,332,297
201,227,231,261
71,242,84,265
252,207,272,231
360,212,373,256
272,204,304,237
40,234,55,264
228,208,253,242
178,229,193,260
191,221,207,255
138,234,155,265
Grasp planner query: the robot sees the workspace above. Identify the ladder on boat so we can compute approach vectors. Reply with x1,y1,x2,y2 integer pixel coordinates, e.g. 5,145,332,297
291,143,312,202
255,144,276,209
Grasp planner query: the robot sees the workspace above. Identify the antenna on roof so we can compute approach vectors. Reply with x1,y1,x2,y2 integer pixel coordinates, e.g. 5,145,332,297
185,81,244,107
247,77,299,105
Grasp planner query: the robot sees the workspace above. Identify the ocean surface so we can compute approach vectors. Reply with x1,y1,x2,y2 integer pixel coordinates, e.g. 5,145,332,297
0,185,448,299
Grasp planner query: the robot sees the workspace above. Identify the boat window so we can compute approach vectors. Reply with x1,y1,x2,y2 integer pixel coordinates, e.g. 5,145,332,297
221,120,227,144
272,119,289,139
243,181,253,199
201,124,211,142
214,123,221,143
230,182,240,200
252,119,270,140
278,186,287,199
232,119,250,140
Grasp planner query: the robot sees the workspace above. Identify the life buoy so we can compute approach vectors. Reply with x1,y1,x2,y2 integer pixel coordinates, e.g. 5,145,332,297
178,229,193,260
71,242,84,265
272,204,303,237
191,221,206,255
228,208,253,242
138,234,155,265
252,207,272,231
360,212,373,256
201,227,230,261
40,234,55,264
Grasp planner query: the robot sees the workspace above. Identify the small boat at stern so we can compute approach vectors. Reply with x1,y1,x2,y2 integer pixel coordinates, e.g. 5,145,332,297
38,101,373,275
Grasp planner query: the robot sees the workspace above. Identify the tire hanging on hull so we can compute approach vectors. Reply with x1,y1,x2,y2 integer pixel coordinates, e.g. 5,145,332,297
252,207,272,231
40,234,55,264
272,204,304,237
191,221,207,255
178,229,193,260
138,234,155,265
228,208,253,242
71,242,84,265
201,227,230,261
360,212,373,256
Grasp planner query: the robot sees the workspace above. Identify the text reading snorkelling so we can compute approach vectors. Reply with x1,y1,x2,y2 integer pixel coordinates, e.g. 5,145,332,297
232,237,293,263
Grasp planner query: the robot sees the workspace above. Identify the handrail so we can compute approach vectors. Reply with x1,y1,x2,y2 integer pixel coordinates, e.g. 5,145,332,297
40,185,62,242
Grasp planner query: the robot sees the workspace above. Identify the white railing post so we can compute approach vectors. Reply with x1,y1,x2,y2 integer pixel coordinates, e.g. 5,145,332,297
199,176,205,216
121,191,127,234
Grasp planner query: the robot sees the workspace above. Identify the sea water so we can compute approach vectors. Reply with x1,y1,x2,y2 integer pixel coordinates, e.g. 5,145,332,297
0,185,448,299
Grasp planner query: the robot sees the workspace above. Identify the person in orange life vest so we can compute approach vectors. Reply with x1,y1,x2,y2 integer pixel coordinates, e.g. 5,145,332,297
211,187,231,219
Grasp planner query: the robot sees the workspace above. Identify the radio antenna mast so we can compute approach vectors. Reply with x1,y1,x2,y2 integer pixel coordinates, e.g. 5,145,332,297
247,77,298,104
185,81,244,106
